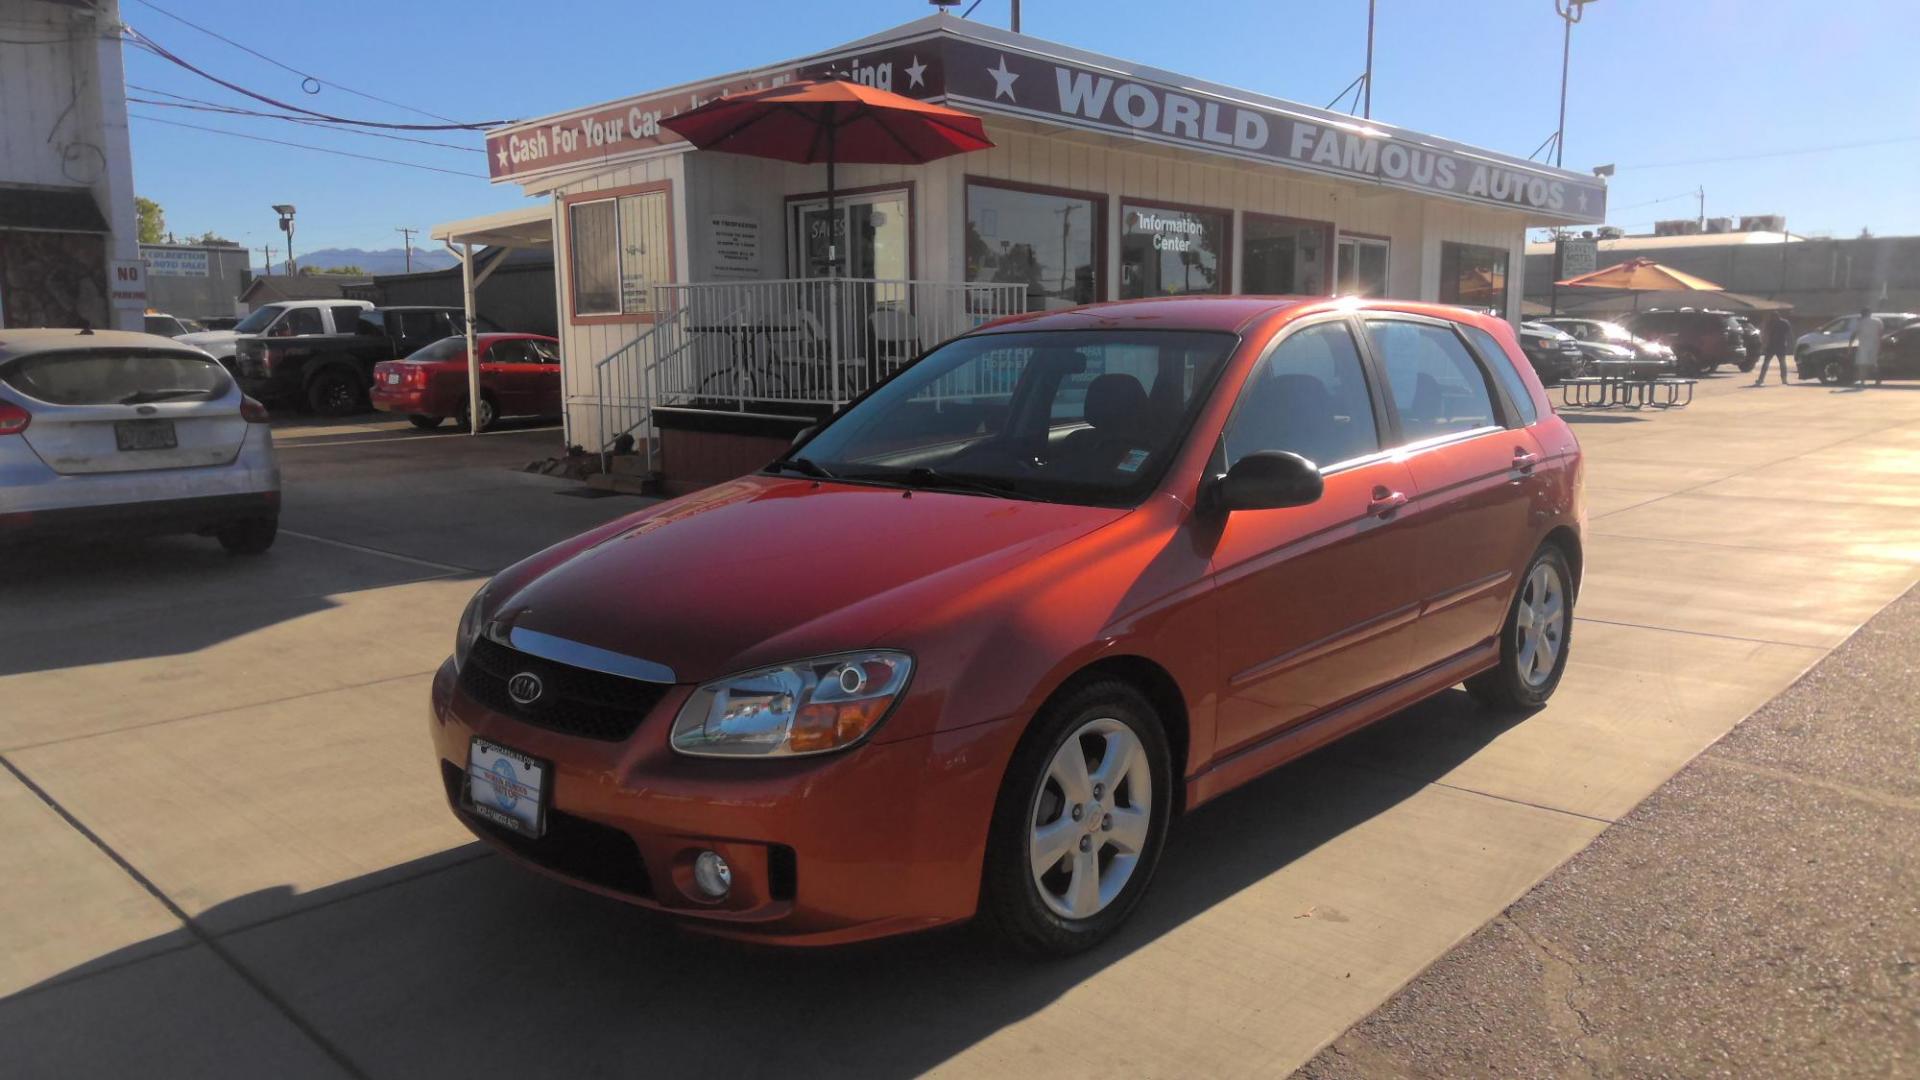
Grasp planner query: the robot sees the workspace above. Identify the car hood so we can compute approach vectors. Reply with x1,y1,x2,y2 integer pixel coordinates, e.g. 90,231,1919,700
1578,342,1634,359
491,474,1126,683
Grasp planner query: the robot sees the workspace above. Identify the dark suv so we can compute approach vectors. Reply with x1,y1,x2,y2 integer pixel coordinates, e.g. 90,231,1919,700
1622,309,1750,375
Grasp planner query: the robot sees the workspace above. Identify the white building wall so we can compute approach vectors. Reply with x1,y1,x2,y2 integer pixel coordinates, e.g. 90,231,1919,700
0,0,139,330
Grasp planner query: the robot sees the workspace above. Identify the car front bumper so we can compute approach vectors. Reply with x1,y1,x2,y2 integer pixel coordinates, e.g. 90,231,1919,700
428,657,1024,945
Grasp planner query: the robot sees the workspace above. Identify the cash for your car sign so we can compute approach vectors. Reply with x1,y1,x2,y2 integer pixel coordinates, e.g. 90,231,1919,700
466,737,547,838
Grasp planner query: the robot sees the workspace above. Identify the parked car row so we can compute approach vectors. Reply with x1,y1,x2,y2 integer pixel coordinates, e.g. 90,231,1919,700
1798,320,1920,384
1617,309,1749,375
1536,318,1678,380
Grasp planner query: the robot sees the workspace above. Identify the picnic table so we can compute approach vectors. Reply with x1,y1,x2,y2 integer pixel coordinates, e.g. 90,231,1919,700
1558,364,1696,410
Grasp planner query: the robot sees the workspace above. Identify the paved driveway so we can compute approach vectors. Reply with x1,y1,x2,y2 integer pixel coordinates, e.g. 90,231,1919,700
4,381,1918,1077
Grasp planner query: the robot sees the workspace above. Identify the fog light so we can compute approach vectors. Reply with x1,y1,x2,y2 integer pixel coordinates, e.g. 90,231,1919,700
692,850,732,899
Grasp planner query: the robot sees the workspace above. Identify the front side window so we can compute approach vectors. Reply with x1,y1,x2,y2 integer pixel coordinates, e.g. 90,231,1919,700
1364,320,1499,443
1335,236,1390,297
789,330,1236,506
1461,324,1539,425
232,304,286,334
965,181,1101,312
1223,321,1380,470
1119,203,1228,299
1242,216,1330,296
280,307,324,336
1439,242,1510,311
569,188,673,319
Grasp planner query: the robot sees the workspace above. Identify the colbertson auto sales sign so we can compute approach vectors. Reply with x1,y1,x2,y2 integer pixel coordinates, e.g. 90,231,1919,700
486,25,1606,222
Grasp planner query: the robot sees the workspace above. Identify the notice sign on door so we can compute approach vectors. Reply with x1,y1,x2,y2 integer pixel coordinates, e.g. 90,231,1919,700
707,215,761,280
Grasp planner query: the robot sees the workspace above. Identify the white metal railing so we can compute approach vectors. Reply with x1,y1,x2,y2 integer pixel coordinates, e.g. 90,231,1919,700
592,277,1027,470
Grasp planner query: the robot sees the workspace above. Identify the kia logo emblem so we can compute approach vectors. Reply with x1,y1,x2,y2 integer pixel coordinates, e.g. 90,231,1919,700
507,672,544,705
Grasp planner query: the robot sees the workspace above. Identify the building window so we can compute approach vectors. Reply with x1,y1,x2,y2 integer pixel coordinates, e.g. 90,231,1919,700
788,188,911,280
1242,215,1330,295
1120,202,1228,299
965,180,1102,312
1335,235,1390,297
1440,241,1509,312
568,186,673,319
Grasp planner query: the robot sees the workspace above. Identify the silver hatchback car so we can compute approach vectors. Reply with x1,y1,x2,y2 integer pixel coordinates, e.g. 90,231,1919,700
0,328,281,553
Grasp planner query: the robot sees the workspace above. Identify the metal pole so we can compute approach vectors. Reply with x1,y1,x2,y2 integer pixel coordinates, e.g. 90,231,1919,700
1363,0,1375,119
1011,0,1020,32
462,240,480,435
826,124,842,406
1555,7,1572,167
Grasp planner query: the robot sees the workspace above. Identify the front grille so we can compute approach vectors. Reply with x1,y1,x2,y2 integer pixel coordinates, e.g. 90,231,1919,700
442,762,652,897
459,634,672,742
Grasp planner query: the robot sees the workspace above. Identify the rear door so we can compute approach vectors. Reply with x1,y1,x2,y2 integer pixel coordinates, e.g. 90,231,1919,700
2,348,246,474
1209,317,1425,751
482,339,543,413
1360,315,1543,669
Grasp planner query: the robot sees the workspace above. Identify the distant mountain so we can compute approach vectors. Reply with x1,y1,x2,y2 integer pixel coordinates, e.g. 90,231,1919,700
290,247,459,275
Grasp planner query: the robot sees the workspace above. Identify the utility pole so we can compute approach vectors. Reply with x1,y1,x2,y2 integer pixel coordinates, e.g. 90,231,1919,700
1697,186,1706,231
1552,0,1598,168
260,245,275,274
1010,0,1019,32
396,226,416,273
1363,0,1375,119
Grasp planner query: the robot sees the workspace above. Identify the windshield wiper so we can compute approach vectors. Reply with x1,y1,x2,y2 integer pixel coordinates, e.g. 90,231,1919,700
890,466,1021,499
119,388,210,405
767,456,836,480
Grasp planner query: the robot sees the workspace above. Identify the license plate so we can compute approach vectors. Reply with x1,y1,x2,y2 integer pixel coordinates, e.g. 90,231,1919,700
386,373,402,384
115,419,177,451
464,737,549,839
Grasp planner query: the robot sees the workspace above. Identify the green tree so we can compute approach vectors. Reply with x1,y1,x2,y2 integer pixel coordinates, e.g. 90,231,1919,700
193,230,240,247
135,196,165,244
298,265,367,276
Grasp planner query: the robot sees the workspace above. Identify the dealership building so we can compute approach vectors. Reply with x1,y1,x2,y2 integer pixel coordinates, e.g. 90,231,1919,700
443,13,1605,484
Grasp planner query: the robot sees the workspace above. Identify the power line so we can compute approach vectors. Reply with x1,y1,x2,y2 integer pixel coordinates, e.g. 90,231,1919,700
1620,134,1920,170
126,0,463,124
126,113,490,179
1607,190,1700,212
123,27,510,130
125,85,483,153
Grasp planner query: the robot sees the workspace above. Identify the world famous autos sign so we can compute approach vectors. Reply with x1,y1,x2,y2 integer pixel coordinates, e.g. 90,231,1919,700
485,24,1605,222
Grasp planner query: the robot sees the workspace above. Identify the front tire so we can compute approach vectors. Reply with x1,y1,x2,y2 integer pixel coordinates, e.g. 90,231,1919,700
1818,358,1851,385
407,414,444,430
981,680,1172,957
1467,545,1574,711
458,395,498,432
216,515,278,555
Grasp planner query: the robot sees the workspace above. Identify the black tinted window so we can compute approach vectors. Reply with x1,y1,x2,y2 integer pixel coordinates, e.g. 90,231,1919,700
284,307,324,335
1462,325,1538,425
1365,320,1500,442
1224,322,1379,470
329,305,365,331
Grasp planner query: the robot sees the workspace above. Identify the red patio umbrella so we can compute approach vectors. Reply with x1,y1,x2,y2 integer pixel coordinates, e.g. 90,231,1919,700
662,78,992,273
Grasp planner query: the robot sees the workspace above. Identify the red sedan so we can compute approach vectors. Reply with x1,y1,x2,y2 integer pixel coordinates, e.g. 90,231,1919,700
430,297,1584,955
371,333,561,431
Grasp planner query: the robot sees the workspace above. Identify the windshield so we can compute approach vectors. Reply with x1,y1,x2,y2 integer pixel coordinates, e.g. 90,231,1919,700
785,329,1237,506
1,349,230,405
233,305,286,334
409,337,466,361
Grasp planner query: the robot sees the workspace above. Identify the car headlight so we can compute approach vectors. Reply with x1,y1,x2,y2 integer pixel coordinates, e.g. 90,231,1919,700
670,651,913,758
453,580,492,671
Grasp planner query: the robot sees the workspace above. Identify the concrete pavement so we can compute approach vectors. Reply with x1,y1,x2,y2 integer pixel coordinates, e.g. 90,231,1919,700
3,377,1917,1077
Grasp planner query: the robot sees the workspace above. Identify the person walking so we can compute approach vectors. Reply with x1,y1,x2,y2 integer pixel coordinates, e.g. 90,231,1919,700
1753,310,1794,384
1850,308,1884,387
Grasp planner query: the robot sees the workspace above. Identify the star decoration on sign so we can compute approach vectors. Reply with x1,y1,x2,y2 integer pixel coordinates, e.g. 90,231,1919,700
987,56,1018,101
495,144,509,169
905,55,927,90
1576,190,1589,212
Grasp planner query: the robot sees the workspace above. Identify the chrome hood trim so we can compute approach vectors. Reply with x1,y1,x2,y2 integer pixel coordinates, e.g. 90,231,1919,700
497,625,677,685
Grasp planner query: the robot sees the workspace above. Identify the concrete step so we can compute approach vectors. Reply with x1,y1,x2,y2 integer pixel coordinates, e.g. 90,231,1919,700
584,471,659,496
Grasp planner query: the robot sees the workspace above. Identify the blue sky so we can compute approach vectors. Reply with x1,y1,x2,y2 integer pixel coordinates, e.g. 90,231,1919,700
122,0,1920,267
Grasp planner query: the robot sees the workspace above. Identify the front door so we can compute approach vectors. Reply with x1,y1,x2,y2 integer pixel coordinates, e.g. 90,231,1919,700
1209,318,1425,752
1359,315,1542,668
788,190,911,279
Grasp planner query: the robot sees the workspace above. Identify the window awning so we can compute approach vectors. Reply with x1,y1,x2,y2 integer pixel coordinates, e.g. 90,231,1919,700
0,185,110,233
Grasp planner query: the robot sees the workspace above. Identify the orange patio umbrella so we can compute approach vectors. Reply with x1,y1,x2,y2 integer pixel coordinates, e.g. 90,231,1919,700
1555,257,1724,311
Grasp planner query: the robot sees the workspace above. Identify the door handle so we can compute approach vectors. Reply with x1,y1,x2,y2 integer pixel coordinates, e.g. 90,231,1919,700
1367,486,1408,516
1512,449,1540,473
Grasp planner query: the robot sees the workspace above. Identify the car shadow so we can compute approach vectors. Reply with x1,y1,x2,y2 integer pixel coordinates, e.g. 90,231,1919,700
1556,412,1649,424
5,689,1533,1078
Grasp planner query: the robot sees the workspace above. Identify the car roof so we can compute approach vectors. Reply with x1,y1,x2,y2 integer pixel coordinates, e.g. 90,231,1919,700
0,327,213,362
970,295,1495,337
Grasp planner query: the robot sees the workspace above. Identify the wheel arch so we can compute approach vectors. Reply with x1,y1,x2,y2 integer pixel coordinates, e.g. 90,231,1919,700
1541,524,1583,601
1037,653,1192,816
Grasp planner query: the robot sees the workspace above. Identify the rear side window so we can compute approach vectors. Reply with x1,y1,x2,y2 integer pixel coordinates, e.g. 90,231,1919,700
1461,325,1538,425
1364,320,1499,442
411,337,465,360
488,339,539,363
1224,322,1380,469
282,307,324,335
330,305,366,332
2,350,228,405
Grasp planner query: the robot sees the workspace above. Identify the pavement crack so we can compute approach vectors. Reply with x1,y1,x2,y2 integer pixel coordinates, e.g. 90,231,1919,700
1501,913,1610,1078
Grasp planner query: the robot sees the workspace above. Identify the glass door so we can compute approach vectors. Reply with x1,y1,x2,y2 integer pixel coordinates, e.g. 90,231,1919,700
788,190,910,280
1335,235,1390,297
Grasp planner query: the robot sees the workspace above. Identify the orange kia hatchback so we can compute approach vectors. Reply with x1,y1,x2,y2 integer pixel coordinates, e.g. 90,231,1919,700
431,297,1584,956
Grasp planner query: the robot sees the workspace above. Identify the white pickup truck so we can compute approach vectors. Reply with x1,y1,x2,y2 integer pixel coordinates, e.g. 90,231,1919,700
177,299,373,367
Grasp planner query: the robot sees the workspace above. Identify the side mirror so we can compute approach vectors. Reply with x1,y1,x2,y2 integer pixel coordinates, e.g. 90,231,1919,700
1205,450,1323,513
790,424,818,449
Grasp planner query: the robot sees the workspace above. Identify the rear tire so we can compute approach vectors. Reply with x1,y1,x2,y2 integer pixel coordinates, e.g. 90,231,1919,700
1674,348,1704,376
458,395,498,433
407,414,444,430
216,515,278,555
1467,545,1574,711
307,369,365,417
980,679,1172,958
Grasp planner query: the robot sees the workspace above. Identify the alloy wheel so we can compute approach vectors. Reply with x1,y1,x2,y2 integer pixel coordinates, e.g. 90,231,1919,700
1028,717,1153,920
1514,562,1566,689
